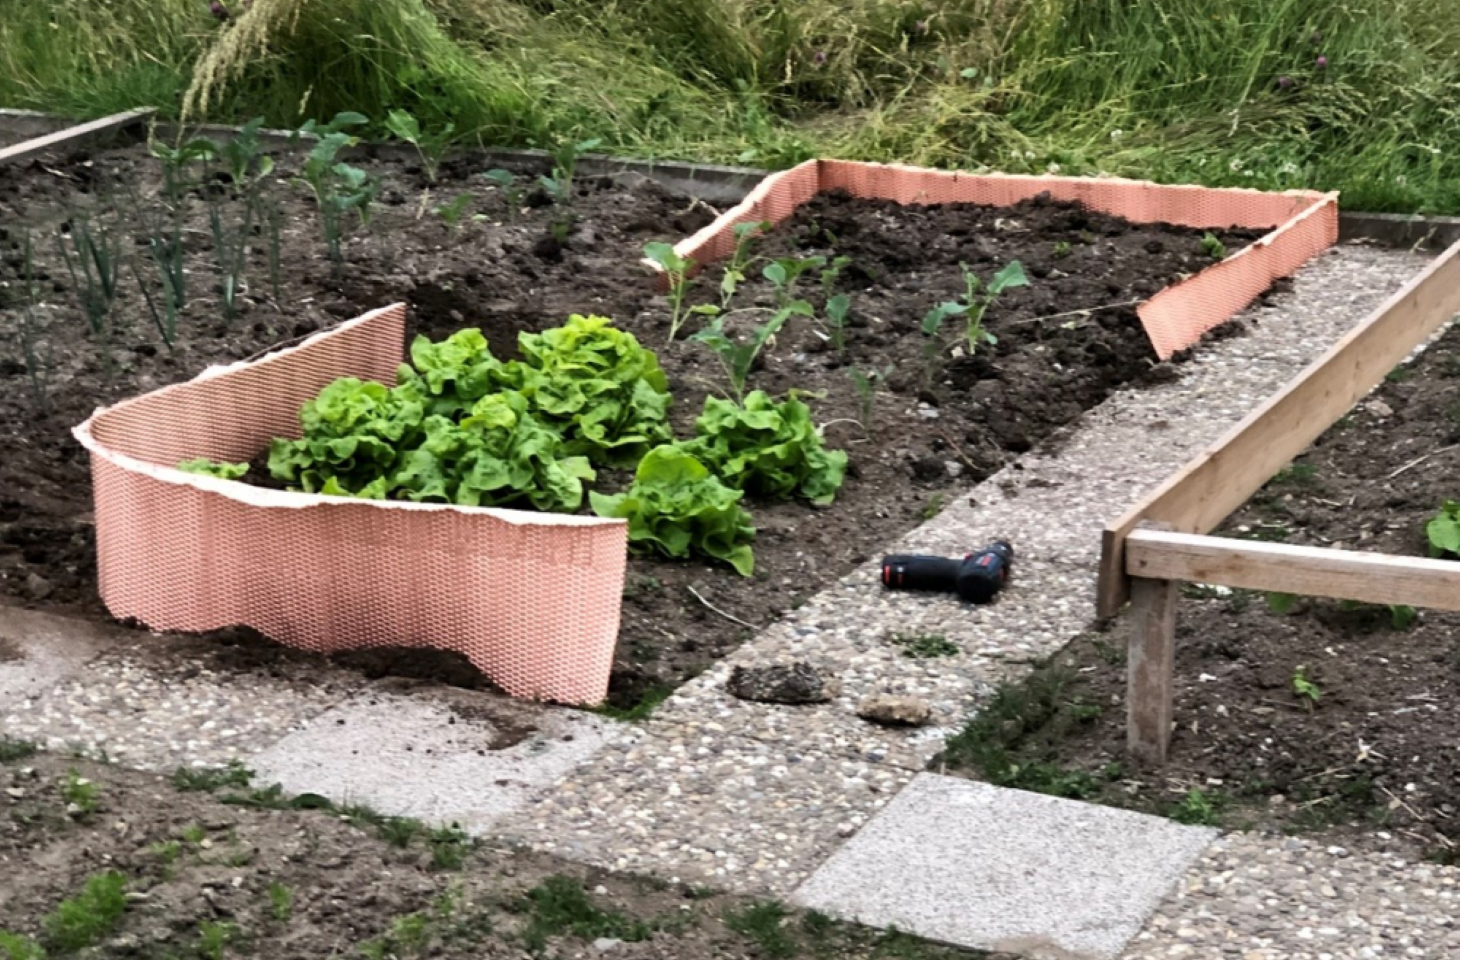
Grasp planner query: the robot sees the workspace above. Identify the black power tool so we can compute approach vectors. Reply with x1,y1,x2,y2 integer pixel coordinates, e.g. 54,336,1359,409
880,541,1014,604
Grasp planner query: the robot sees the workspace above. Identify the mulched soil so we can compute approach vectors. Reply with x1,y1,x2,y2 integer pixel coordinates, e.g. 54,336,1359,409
0,752,994,960
0,138,1263,707
940,311,1460,862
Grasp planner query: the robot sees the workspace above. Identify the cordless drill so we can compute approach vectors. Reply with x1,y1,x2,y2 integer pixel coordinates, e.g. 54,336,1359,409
880,541,1014,604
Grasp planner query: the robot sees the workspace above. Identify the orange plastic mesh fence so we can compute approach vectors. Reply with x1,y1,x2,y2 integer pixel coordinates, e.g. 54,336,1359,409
655,160,1339,360
73,304,627,705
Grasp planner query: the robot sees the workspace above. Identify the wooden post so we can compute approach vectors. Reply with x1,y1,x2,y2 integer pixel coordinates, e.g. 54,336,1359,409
1127,573,1178,764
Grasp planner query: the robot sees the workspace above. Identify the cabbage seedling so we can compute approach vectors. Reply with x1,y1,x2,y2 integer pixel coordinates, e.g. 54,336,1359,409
922,260,1028,354
825,293,852,350
643,242,697,343
691,301,812,400
482,169,524,220
721,220,768,307
384,109,455,183
763,255,826,308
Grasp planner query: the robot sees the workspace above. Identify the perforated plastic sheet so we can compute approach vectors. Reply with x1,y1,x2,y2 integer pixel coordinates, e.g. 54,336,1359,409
74,304,627,705
653,160,1339,360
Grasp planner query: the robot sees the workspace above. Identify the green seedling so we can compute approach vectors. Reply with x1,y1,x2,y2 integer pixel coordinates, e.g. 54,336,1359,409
824,292,852,350
151,135,219,203
890,633,959,658
1426,499,1460,556
721,219,768,306
1052,240,1072,259
1389,604,1418,630
434,192,473,228
482,168,524,218
180,824,207,844
429,823,471,870
763,255,826,308
1266,591,1299,614
172,761,253,792
268,883,299,921
385,109,455,183
197,921,237,960
691,302,809,400
18,229,51,410
0,737,38,764
58,212,122,340
920,491,947,521
847,363,893,436
294,111,369,140
42,871,127,952
218,116,274,191
520,876,651,955
1199,232,1227,260
0,932,44,960
592,684,674,722
295,124,378,271
922,260,1028,355
60,769,99,819
538,136,602,204
725,901,797,959
1292,665,1321,706
206,182,256,319
643,241,698,342
820,254,852,299
1169,787,1223,826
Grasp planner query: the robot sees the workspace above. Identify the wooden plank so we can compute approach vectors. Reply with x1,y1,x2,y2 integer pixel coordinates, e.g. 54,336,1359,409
0,108,154,167
1127,573,1178,764
1126,528,1460,612
1097,240,1460,617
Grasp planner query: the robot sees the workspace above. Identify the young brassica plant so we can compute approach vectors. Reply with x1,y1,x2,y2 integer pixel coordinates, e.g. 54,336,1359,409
691,301,811,400
763,255,826,309
643,242,701,343
294,121,378,272
922,260,1028,355
720,220,768,307
482,168,524,219
847,364,893,437
384,109,455,183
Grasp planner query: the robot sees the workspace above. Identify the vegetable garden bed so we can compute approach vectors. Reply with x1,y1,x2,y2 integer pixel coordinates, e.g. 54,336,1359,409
940,292,1460,862
0,121,1312,707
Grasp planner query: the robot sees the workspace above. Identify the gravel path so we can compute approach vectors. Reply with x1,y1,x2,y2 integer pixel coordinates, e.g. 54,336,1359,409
1123,833,1460,959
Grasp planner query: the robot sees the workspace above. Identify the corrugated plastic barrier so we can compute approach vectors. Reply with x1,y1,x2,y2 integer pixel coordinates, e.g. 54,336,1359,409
73,304,627,706
658,159,1340,360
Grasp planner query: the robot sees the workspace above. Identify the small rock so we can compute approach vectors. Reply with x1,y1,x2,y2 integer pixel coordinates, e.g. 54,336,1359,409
1366,399,1394,418
726,663,840,705
594,939,623,952
856,694,933,727
944,460,964,479
23,573,53,601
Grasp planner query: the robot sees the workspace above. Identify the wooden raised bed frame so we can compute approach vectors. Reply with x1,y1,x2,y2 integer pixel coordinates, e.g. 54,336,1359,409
1098,241,1460,763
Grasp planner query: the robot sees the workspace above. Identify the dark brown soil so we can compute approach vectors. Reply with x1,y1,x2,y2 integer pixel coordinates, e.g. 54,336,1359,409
0,139,1264,707
0,752,993,960
939,313,1460,862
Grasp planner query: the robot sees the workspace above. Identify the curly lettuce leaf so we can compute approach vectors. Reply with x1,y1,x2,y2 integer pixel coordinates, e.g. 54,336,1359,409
176,458,249,480
267,377,424,494
394,328,502,418
590,445,755,575
507,314,672,464
683,390,848,505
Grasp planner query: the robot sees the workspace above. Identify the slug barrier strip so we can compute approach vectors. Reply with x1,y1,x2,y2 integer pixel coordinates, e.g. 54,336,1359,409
1100,240,1460,763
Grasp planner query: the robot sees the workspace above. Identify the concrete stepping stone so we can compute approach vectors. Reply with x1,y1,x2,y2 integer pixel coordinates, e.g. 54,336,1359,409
792,774,1216,960
249,694,610,835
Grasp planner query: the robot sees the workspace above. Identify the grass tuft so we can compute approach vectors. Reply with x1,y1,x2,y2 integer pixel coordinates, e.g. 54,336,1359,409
42,871,128,952
520,876,651,954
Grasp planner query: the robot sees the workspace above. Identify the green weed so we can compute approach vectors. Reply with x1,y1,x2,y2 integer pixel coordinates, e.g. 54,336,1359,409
1292,666,1322,706
889,633,960,659
172,761,254,793
42,871,127,952
725,901,797,959
520,876,651,954
197,921,238,960
0,932,44,960
1198,232,1227,260
0,738,38,764
1168,787,1224,826
920,492,947,521
60,770,99,820
268,882,294,922
429,823,472,870
593,684,675,722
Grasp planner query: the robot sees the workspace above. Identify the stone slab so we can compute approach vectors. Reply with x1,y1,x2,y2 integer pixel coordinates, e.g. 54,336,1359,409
249,694,611,836
793,774,1216,960
493,722,914,896
0,606,110,710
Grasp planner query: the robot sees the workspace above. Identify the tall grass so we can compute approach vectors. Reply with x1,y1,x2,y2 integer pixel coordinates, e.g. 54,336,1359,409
1,0,1459,212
